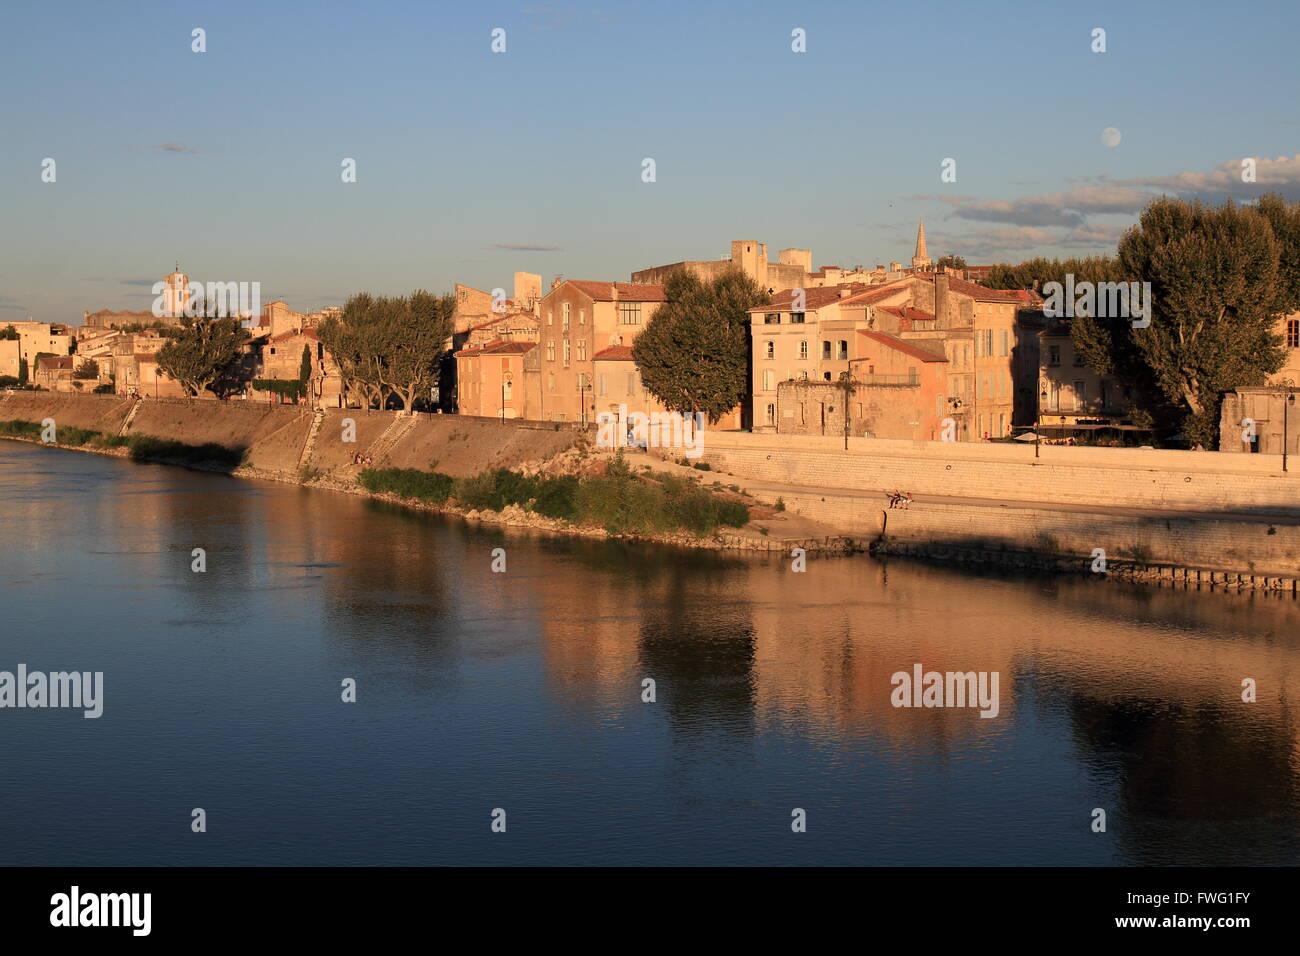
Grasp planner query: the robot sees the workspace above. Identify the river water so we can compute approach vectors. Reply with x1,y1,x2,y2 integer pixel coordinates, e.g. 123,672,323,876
1,440,1297,866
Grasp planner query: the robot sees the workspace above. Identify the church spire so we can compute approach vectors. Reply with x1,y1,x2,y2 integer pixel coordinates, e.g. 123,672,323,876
911,219,932,270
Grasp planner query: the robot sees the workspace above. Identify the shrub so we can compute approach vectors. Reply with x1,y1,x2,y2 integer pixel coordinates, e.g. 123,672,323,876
531,475,579,519
357,467,454,504
127,435,243,468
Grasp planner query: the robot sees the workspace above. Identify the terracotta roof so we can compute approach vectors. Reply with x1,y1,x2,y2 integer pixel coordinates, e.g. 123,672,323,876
593,345,636,361
479,340,536,355
564,281,667,302
941,275,1039,304
37,355,74,370
856,331,947,362
838,282,914,307
748,284,869,313
467,312,538,333
268,329,318,344
875,306,934,322
456,338,536,358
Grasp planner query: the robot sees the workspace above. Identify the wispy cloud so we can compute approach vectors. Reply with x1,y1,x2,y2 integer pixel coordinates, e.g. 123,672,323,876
119,278,158,287
152,143,199,153
491,243,562,252
917,155,1300,259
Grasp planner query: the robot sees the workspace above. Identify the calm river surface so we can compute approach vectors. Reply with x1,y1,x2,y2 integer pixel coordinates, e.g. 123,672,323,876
2,440,1298,866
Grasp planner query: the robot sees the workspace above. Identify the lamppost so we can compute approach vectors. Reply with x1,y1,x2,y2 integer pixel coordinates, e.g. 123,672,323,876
1285,392,1295,473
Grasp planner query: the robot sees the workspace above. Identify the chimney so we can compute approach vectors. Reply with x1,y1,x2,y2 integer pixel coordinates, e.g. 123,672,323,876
611,284,618,301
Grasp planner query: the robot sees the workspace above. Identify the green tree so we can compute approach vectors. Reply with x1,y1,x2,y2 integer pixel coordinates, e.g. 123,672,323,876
633,268,769,425
318,294,384,408
18,357,28,385
156,314,250,397
73,358,99,380
319,290,455,410
299,344,313,384
0,324,19,340
934,255,967,271
982,256,1120,291
377,290,455,410
1075,196,1289,445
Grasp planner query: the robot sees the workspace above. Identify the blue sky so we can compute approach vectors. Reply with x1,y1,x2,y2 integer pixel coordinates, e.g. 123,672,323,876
2,0,1298,322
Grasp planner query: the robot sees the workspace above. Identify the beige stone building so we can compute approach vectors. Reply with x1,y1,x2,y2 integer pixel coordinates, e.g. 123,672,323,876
748,274,1039,440
529,279,667,423
631,240,811,293
0,339,20,381
1036,318,1130,434
2,322,73,375
1219,386,1300,456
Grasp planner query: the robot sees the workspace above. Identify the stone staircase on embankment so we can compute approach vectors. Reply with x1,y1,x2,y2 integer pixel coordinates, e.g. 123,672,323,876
296,408,326,471
362,413,419,467
117,398,143,436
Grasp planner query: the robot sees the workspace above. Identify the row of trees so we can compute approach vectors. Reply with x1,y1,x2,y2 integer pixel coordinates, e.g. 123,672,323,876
985,194,1300,445
149,289,456,405
316,291,455,410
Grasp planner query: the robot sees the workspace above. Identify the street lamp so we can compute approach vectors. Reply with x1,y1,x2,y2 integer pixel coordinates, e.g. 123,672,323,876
1286,392,1295,473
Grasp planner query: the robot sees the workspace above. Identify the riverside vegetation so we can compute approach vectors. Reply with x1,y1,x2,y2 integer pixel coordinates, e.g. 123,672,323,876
357,454,750,537
0,419,245,468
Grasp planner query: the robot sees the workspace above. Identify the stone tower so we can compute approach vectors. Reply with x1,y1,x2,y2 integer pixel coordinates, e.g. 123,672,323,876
911,220,932,271
161,264,190,318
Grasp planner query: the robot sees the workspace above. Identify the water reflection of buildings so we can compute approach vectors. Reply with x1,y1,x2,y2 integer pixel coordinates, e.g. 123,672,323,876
74,452,1300,862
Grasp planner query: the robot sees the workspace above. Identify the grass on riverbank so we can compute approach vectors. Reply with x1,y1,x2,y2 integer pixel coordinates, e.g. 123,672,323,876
359,456,750,536
0,418,244,468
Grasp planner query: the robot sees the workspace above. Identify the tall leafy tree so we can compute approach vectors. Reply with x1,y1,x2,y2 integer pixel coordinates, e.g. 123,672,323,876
156,315,250,397
633,268,769,425
1071,197,1288,445
375,290,455,411
319,294,385,408
318,290,455,410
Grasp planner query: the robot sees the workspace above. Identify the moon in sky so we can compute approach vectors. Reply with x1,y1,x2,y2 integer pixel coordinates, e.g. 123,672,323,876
1101,127,1122,148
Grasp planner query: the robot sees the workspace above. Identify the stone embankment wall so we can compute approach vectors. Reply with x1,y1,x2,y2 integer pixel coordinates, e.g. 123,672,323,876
652,430,1300,583
681,431,1298,513
0,394,581,479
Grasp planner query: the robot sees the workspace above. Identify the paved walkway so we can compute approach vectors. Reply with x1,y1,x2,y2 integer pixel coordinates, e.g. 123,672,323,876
618,449,1300,528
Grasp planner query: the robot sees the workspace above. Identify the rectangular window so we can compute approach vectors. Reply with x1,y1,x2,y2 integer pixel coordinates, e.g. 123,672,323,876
1074,380,1086,410
998,329,1008,356
562,303,570,334
619,302,642,325
577,339,586,362
764,313,780,325
1048,346,1061,367
546,341,555,363
1288,319,1299,348
579,309,586,326
791,312,806,324
563,340,571,367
